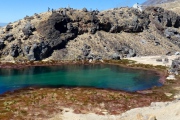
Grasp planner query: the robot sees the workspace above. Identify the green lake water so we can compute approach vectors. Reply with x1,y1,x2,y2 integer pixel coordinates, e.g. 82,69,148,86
0,64,162,94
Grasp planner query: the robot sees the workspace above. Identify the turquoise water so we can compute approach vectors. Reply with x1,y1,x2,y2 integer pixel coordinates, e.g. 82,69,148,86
0,64,162,94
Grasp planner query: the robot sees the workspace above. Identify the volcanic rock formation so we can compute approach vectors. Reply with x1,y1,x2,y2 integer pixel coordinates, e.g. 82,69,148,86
0,6,180,61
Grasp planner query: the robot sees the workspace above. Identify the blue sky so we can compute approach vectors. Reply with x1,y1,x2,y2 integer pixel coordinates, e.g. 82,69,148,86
0,0,146,23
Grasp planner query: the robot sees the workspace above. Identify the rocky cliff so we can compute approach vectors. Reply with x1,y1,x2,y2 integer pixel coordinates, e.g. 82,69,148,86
0,7,180,62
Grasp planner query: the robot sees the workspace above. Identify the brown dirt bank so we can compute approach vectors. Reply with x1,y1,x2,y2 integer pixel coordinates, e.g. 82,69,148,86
0,60,179,119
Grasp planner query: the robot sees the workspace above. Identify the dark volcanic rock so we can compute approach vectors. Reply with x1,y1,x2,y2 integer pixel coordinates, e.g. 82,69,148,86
1,7,180,61
170,57,180,74
82,44,91,57
109,25,123,33
146,7,180,28
37,13,78,51
164,27,179,38
82,8,88,12
10,44,22,57
3,34,15,42
112,53,121,60
116,45,136,58
24,46,31,55
0,40,5,50
22,22,35,37
37,13,70,39
164,27,180,47
26,42,51,61
6,24,13,31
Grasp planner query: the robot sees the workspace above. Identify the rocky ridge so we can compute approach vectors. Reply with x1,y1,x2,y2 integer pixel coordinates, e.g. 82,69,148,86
143,0,177,6
0,6,180,62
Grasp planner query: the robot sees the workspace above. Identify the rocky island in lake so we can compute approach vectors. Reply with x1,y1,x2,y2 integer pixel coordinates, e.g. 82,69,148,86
0,0,180,119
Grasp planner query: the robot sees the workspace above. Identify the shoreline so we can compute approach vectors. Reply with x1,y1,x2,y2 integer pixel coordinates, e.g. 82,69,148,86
0,56,179,119
0,59,167,92
0,57,168,95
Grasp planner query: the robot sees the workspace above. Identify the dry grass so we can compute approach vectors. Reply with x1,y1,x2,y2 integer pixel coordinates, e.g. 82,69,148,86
157,0,180,15
56,30,180,60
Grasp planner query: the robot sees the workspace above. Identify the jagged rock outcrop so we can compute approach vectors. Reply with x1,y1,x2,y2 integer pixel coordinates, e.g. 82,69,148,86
0,7,180,61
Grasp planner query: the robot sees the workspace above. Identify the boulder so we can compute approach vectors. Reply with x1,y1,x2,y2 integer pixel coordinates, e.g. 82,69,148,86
123,20,144,32
82,44,91,57
156,58,162,62
170,57,180,74
82,8,88,12
22,22,35,37
164,28,179,38
24,46,31,55
6,24,13,31
112,53,120,60
128,49,136,57
25,42,51,61
3,34,15,42
10,44,21,57
36,13,77,50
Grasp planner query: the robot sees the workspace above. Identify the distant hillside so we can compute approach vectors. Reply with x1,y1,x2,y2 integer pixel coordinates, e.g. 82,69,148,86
0,23,7,27
143,0,176,5
157,0,180,15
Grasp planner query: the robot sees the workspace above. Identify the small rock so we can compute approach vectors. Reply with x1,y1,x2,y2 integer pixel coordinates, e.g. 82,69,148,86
164,92,173,97
174,94,180,100
112,53,120,60
82,8,88,12
156,58,162,62
166,75,176,80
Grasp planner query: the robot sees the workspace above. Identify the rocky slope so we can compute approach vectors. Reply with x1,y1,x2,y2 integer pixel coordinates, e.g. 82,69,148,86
143,0,180,15
156,0,180,15
0,7,180,62
143,0,176,5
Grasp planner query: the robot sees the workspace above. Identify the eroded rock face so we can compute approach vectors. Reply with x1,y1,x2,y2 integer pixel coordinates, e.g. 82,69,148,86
37,13,78,50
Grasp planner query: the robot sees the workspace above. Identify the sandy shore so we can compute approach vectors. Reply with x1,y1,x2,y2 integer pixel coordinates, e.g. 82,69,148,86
127,55,178,66
49,100,180,120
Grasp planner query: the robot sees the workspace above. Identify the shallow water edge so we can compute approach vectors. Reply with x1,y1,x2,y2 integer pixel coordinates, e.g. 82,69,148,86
0,60,167,94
